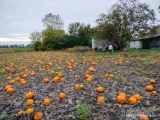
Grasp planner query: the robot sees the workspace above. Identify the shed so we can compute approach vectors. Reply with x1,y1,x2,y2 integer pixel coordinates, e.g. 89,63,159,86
130,33,160,49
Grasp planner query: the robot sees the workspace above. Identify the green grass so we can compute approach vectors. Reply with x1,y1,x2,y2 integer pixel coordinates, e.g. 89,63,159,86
83,48,160,58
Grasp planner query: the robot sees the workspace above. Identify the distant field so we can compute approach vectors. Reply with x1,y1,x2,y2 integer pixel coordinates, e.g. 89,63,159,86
0,48,35,54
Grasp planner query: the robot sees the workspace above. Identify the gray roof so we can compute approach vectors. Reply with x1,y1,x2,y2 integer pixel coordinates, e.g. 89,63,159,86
130,33,160,41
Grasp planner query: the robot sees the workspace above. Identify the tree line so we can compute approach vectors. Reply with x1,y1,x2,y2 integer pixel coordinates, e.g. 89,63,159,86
30,0,160,50
0,44,25,48
30,14,93,51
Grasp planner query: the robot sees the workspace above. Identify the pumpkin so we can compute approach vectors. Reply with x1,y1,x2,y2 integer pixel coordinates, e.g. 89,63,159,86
59,93,66,99
150,79,156,84
97,96,105,104
133,94,142,101
97,87,104,93
10,80,15,84
26,92,34,99
58,73,63,77
26,108,34,115
23,74,28,78
80,84,84,89
105,74,109,78
60,78,65,82
146,85,154,92
27,99,34,105
53,76,60,82
15,77,20,81
74,84,80,90
152,90,157,95
5,85,12,91
116,95,126,104
34,112,43,120
6,87,14,94
44,78,49,83
109,74,114,78
119,92,127,98
139,114,149,120
128,97,137,104
58,67,62,70
20,80,27,85
7,76,12,80
86,77,92,82
17,111,23,116
30,72,35,76
74,75,78,78
44,98,51,106
85,74,90,78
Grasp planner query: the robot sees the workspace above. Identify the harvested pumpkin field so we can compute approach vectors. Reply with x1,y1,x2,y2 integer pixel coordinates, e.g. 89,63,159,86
0,51,160,120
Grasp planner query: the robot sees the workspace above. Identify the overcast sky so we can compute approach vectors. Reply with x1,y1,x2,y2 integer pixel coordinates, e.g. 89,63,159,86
0,0,160,45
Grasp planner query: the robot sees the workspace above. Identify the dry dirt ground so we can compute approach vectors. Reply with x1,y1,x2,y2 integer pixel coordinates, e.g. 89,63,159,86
0,52,160,120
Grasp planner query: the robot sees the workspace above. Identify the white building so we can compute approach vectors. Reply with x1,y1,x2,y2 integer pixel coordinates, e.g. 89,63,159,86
130,40,143,49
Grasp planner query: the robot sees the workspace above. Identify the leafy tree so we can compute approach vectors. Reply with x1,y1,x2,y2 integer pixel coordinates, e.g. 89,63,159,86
78,24,93,46
68,22,81,36
42,13,64,30
42,28,65,49
94,0,156,50
30,32,42,50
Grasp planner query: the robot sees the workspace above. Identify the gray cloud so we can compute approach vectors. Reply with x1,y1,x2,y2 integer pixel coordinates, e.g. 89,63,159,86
0,0,159,45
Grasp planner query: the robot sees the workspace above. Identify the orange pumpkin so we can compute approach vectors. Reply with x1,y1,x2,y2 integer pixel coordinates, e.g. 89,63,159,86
30,72,35,76
26,92,34,99
146,85,154,92
20,80,27,85
86,77,92,82
150,79,156,84
26,108,34,115
44,98,51,106
128,97,137,104
6,87,14,94
23,74,28,78
133,94,142,101
97,87,104,93
27,99,34,105
15,77,20,81
17,111,23,116
59,93,66,99
44,78,49,83
74,84,80,90
10,80,15,84
109,74,114,78
139,114,149,120
5,85,12,91
60,78,65,82
97,96,105,104
58,73,63,77
53,76,60,82
152,90,157,95
119,92,127,98
116,95,126,104
34,112,43,120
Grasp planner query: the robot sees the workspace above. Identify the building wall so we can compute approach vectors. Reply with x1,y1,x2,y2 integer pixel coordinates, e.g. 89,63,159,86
151,37,160,48
92,38,117,50
130,41,142,48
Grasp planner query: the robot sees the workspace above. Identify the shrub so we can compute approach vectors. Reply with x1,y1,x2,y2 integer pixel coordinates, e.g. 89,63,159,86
77,101,91,120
